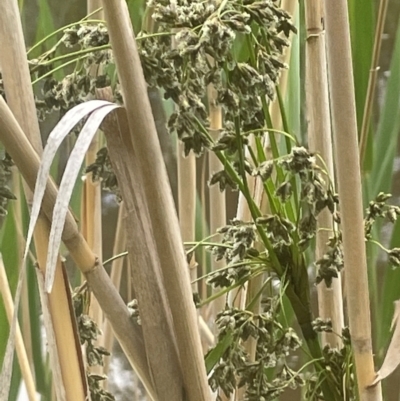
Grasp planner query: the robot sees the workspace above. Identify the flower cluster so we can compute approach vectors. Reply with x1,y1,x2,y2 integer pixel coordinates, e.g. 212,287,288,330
305,327,355,401
143,0,296,155
256,214,295,248
127,299,141,325
208,298,304,400
60,23,112,69
62,23,110,49
315,234,343,287
278,147,338,248
36,74,111,121
208,219,259,288
88,374,115,401
0,75,4,99
0,154,16,218
73,287,115,401
311,317,333,333
32,23,112,121
363,192,400,269
85,147,120,199
364,192,400,239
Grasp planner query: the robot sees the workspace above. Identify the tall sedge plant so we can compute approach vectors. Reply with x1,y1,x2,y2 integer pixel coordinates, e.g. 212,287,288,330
2,0,400,399
173,12,213,354
324,0,382,399
141,1,342,400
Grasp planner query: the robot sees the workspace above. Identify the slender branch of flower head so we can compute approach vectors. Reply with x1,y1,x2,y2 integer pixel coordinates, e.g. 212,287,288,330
197,269,265,308
244,127,297,144
194,115,284,274
185,242,233,253
102,251,128,266
27,16,105,55
37,44,110,66
192,259,268,286
247,145,259,167
276,87,299,212
245,276,272,311
32,57,89,85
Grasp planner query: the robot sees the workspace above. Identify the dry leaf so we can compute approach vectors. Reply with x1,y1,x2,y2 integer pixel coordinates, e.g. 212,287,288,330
370,300,400,386
24,100,115,264
22,100,120,292
45,103,120,292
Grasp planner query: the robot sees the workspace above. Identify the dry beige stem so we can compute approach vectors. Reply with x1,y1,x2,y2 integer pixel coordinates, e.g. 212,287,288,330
324,1,382,399
171,4,199,318
100,2,211,400
87,0,103,17
85,2,105,351
97,100,184,401
208,84,227,320
178,143,198,290
305,0,344,347
0,1,86,399
0,257,38,401
102,202,127,376
208,85,230,401
35,267,69,401
268,0,297,129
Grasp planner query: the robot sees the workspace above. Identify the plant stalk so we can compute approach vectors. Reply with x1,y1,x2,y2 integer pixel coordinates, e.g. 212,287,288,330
305,0,344,347
0,258,38,401
208,84,227,323
100,2,212,400
324,0,382,399
0,2,87,399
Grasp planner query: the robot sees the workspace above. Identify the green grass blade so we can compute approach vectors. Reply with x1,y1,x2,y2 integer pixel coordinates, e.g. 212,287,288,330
364,23,400,336
9,359,21,401
372,23,400,398
205,331,233,374
34,0,56,55
371,21,400,197
348,0,375,128
348,0,375,172
127,0,146,33
0,206,21,367
376,13,400,341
